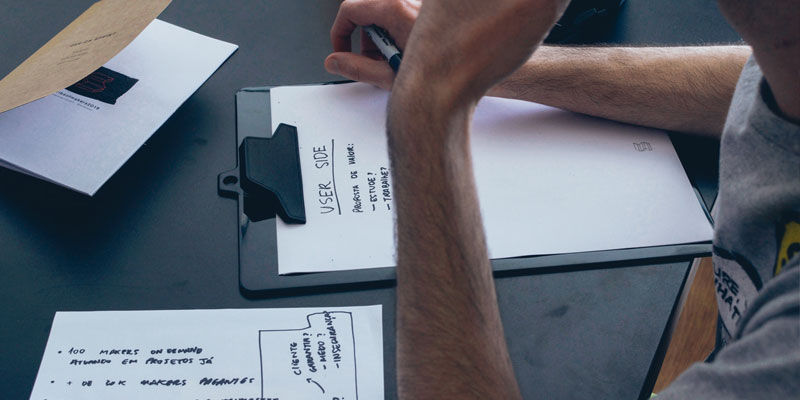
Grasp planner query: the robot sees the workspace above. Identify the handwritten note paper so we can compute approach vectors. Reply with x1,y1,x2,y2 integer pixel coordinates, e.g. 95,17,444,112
272,82,714,274
29,306,383,400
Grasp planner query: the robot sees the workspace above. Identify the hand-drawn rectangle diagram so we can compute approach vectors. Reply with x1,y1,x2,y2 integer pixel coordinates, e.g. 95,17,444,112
259,311,358,399
28,306,383,400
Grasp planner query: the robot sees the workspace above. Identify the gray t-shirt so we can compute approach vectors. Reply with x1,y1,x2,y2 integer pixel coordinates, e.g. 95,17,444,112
658,57,800,398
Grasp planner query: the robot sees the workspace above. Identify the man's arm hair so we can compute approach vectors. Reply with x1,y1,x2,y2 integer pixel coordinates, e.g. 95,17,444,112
389,83,523,400
386,0,566,397
492,45,751,137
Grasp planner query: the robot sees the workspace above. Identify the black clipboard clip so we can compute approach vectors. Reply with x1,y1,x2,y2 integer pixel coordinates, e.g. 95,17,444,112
218,83,353,227
218,84,397,298
218,122,306,224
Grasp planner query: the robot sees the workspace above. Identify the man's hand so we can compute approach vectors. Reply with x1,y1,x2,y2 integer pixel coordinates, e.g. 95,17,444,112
394,0,570,111
325,0,421,90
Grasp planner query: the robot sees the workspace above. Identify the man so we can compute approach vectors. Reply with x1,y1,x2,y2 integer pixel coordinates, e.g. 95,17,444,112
325,0,799,398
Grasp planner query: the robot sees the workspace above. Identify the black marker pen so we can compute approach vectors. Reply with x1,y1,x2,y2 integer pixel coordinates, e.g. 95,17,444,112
364,25,402,72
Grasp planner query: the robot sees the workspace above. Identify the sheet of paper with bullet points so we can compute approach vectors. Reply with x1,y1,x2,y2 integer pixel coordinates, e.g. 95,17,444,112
29,306,383,400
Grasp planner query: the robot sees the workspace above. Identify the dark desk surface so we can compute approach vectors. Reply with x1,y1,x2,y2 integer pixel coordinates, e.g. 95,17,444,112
0,1,740,399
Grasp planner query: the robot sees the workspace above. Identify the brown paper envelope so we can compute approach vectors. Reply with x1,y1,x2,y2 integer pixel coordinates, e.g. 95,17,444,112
0,0,172,113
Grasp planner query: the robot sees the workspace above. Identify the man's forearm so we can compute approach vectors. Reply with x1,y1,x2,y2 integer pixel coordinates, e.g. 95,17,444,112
385,1,571,398
389,82,522,399
492,45,751,137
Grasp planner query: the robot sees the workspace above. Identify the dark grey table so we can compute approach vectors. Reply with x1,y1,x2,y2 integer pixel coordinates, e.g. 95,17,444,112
0,1,740,399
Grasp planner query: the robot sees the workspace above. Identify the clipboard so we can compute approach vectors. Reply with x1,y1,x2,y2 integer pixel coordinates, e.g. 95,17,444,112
218,83,713,298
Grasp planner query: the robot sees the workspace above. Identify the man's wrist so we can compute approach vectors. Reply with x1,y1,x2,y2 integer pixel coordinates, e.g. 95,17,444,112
390,70,475,138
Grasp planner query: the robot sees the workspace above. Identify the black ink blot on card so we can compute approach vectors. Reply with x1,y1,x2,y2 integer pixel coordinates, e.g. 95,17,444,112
66,66,138,105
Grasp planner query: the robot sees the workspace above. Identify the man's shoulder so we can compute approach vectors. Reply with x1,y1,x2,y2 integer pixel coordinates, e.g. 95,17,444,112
658,260,800,399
